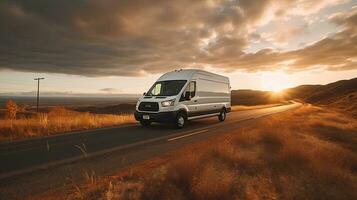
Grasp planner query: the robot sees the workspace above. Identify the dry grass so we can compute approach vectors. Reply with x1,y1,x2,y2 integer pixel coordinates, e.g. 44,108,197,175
30,105,355,200
329,92,357,118
0,107,135,142
45,105,357,200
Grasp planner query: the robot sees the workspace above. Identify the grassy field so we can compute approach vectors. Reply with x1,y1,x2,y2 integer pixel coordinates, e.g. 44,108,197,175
0,107,134,142
42,105,357,200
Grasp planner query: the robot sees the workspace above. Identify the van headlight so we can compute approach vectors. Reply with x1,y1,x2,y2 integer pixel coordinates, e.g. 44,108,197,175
161,99,175,107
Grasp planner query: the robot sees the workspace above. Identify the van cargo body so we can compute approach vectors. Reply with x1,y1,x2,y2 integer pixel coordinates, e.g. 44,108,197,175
134,69,231,128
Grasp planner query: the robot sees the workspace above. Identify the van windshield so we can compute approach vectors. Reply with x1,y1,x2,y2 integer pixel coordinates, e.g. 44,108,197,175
146,80,187,96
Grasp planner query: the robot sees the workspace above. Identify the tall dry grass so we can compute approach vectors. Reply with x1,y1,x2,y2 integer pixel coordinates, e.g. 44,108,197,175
0,106,134,142
40,105,357,200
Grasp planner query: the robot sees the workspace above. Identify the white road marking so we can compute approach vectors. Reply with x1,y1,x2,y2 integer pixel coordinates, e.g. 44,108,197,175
167,129,209,141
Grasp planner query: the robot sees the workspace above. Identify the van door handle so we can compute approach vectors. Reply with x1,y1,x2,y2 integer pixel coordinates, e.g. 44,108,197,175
194,100,198,103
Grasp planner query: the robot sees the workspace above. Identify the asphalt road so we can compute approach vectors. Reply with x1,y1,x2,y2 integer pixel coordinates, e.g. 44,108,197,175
0,102,300,177
0,102,300,198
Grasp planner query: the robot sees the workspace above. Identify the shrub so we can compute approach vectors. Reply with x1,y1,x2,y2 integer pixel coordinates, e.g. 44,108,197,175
5,99,18,119
48,106,73,117
0,107,135,141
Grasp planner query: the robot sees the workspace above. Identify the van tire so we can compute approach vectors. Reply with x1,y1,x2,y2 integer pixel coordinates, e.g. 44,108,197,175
175,112,186,129
140,120,151,127
218,108,226,122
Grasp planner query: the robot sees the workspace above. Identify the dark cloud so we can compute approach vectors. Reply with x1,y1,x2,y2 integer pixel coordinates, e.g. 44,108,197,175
202,6,357,72
0,0,355,77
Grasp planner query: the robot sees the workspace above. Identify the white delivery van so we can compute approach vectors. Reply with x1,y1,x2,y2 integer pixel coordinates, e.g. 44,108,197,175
134,69,231,128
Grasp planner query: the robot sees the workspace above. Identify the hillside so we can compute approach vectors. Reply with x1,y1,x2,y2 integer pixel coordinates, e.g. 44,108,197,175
284,85,321,100
305,78,357,104
285,77,357,116
328,92,357,117
285,78,357,103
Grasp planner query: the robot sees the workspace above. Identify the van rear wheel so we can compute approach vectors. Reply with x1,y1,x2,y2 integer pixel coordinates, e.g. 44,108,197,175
218,109,226,122
140,120,151,127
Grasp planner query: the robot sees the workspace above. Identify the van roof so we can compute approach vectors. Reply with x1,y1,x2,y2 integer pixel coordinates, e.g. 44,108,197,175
158,69,229,82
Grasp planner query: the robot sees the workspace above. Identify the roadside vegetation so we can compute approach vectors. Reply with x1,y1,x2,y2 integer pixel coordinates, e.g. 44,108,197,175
0,100,134,142
47,105,357,200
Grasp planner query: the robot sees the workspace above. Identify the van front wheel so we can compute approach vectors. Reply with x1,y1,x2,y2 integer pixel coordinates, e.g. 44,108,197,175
175,112,186,129
218,109,226,122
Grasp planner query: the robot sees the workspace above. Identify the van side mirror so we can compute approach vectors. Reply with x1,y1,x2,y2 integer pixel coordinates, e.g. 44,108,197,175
143,92,146,96
184,91,191,100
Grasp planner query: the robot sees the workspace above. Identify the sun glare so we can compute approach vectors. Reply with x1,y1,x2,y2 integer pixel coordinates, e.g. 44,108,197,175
260,71,292,92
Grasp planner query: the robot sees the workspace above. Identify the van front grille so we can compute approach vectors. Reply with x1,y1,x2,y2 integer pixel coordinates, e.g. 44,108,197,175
138,102,159,112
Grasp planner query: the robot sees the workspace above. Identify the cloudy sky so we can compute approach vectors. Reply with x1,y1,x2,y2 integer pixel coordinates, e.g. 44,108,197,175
0,0,356,94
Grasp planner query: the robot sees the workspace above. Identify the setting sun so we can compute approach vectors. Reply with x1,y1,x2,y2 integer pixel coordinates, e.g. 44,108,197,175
260,71,292,92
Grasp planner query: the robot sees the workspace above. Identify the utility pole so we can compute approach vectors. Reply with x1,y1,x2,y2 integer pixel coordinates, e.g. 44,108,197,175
34,77,44,112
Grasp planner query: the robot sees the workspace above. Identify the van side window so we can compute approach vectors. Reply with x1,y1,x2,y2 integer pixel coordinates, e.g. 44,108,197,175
189,81,196,97
180,81,196,101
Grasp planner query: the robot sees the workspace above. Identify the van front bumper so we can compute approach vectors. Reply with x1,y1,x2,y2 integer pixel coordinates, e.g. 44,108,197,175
134,111,178,123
